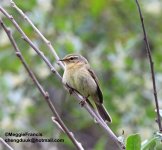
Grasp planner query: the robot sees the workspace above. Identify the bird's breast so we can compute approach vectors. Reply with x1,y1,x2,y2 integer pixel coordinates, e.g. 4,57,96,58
63,66,97,97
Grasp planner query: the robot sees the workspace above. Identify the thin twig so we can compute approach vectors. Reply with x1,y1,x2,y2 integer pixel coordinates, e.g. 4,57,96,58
135,0,162,132
0,19,84,150
10,0,65,69
0,7,62,80
0,137,14,150
0,6,124,149
51,117,65,133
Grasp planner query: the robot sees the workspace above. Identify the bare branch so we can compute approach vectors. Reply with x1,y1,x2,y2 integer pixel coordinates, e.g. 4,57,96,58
0,7,62,80
0,137,14,150
0,19,84,150
10,0,64,69
135,0,162,132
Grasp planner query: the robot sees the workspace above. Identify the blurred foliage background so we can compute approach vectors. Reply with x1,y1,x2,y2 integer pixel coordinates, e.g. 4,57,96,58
0,0,162,149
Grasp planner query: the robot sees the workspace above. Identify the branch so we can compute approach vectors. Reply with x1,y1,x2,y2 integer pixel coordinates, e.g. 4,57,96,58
135,0,162,132
0,5,125,149
0,8,62,80
0,137,14,150
10,0,64,69
0,19,84,150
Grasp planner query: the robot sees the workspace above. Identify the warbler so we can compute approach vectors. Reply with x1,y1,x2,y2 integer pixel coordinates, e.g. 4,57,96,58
60,54,112,123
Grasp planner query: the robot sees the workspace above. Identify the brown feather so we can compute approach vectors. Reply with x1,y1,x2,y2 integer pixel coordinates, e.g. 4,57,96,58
88,69,103,103
96,103,112,123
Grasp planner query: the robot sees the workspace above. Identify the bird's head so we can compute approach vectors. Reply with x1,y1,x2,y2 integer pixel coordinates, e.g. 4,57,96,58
59,54,88,66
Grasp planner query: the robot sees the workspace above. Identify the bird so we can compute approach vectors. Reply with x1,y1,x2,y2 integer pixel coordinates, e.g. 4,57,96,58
59,54,112,123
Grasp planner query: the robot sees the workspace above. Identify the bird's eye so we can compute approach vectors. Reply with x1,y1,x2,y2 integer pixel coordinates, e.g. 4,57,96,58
70,57,74,60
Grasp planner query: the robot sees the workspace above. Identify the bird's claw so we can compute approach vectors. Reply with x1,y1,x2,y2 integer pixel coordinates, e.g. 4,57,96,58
79,100,86,107
69,88,74,95
66,83,74,95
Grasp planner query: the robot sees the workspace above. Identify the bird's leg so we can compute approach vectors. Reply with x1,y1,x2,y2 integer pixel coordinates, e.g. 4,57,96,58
79,100,86,107
68,87,74,95
79,95,89,107
66,83,81,95
65,83,89,107
66,83,74,95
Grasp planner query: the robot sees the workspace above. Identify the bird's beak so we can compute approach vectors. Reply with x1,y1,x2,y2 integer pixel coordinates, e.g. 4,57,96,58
59,58,68,62
59,59,65,61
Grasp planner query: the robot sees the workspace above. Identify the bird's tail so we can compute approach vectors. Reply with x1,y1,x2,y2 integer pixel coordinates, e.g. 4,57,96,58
95,103,112,123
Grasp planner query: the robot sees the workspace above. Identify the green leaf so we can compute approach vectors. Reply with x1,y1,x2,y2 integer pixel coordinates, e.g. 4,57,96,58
141,137,157,150
126,134,141,150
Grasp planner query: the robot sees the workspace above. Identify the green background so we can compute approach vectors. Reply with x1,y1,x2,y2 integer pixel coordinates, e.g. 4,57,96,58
0,0,162,149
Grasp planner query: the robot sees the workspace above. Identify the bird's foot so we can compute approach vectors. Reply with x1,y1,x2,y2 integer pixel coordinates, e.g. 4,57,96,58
66,83,74,95
69,88,74,95
79,100,86,107
79,95,89,107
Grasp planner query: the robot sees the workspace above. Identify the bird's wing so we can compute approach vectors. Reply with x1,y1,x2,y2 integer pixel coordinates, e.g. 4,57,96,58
88,68,103,103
